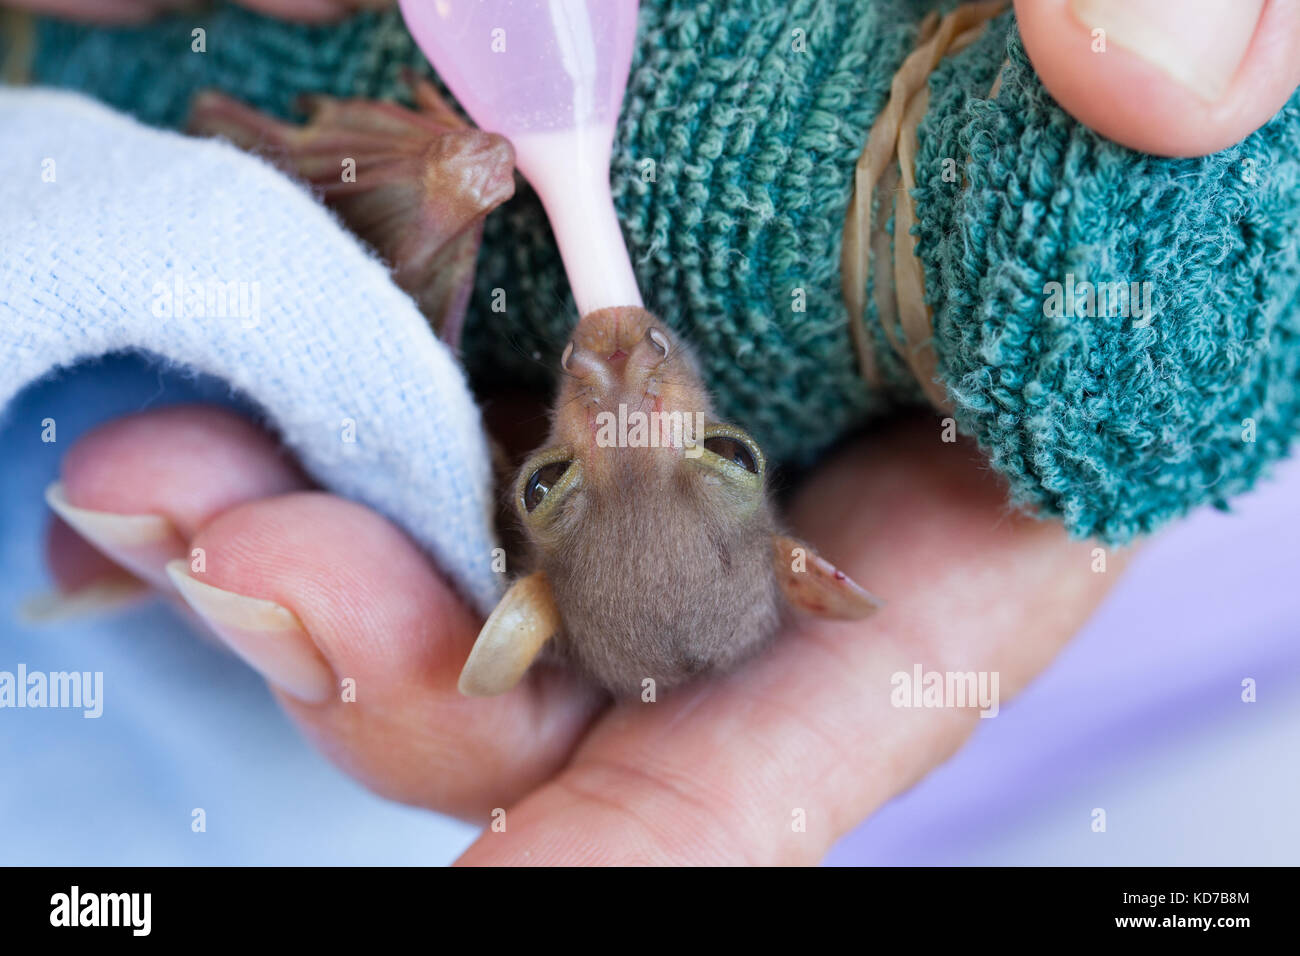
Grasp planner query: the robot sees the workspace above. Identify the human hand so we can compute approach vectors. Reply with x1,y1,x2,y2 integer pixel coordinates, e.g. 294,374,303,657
1015,0,1300,156
44,404,1123,864
4,0,390,25
41,0,1294,864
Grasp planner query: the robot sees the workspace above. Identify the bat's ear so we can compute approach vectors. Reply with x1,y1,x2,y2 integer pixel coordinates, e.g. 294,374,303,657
771,535,883,620
458,571,561,696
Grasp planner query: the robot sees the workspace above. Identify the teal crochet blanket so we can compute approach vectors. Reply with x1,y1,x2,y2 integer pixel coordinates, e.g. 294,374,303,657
15,0,1300,544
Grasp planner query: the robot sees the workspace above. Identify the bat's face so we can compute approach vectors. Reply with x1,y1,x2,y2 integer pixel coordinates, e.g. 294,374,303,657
512,307,782,693
457,308,880,699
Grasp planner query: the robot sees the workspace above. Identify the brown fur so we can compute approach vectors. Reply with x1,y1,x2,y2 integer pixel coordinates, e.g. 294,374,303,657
513,307,784,695
543,454,782,694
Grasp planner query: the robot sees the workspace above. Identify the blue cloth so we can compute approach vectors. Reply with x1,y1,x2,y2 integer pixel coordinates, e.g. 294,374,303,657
0,356,477,864
0,84,495,864
0,87,501,616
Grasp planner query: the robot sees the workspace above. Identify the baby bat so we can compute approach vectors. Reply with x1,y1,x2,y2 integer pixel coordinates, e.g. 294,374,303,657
459,306,882,698
185,86,878,696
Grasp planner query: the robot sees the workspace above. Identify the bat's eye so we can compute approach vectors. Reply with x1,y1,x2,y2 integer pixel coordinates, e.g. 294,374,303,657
524,461,572,512
704,436,758,474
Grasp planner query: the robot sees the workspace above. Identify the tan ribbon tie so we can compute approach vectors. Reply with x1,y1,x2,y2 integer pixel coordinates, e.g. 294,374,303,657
840,0,1011,411
1,9,35,86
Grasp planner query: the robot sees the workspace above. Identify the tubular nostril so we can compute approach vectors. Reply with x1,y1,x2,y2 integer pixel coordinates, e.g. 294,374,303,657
561,343,617,396
647,327,670,359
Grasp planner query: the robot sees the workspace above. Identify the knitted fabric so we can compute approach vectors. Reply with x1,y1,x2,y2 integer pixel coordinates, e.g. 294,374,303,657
0,88,501,615
14,1,1300,543
914,20,1300,541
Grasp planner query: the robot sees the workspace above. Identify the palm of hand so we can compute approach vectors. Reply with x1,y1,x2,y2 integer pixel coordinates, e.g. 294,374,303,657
48,405,1120,865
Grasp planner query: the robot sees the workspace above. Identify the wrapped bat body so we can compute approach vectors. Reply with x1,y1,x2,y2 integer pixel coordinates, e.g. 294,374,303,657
461,307,881,698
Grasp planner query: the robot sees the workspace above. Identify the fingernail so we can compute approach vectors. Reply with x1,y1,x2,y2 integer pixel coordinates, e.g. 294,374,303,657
164,560,335,704
45,481,187,591
19,575,152,625
1070,0,1263,103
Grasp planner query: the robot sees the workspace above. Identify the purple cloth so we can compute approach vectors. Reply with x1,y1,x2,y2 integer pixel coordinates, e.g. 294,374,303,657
827,455,1300,865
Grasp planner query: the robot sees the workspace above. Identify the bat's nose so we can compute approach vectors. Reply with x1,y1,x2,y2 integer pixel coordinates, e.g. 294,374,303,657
559,340,648,398
561,340,612,388
564,307,673,394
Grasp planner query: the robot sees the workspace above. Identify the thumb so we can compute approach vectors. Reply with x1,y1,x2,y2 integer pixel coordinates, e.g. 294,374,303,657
1015,0,1300,156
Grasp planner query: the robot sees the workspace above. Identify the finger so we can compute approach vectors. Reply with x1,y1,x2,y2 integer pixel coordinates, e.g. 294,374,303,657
3,0,172,23
46,517,135,591
1016,0,1300,156
48,404,307,589
19,518,150,624
165,491,603,818
236,0,390,23
455,416,1129,865
6,0,384,22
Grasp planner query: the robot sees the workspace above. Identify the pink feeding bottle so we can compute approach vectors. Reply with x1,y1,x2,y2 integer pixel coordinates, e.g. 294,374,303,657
398,0,643,316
